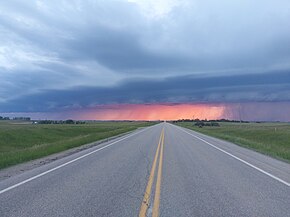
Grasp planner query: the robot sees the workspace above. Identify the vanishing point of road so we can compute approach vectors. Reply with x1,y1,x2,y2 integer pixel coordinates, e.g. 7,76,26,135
0,123,289,217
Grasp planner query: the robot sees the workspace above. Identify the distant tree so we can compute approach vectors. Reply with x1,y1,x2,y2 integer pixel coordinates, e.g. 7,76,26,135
194,121,205,127
76,121,85,124
13,117,31,121
65,119,74,124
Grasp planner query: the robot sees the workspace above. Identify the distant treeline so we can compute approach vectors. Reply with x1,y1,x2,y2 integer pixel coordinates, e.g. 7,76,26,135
37,120,85,124
0,116,10,120
0,116,31,121
13,117,31,121
172,118,253,128
172,118,250,123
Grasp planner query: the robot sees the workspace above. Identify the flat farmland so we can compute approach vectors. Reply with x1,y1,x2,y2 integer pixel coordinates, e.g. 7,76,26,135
0,121,154,169
175,122,290,162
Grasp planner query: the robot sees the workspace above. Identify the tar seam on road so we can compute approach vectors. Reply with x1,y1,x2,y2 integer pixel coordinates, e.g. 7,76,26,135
173,124,290,187
139,127,164,217
0,125,156,195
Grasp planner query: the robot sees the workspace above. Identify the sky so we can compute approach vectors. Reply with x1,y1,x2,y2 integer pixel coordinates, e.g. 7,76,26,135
0,0,290,121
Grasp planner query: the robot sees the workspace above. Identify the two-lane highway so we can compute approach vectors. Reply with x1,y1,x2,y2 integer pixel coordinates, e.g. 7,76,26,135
0,123,289,217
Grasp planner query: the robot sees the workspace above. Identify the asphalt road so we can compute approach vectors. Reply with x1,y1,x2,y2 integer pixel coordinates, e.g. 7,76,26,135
0,123,289,217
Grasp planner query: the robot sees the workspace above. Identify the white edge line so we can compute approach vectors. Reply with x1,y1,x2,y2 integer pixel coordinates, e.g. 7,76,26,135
172,124,290,187
0,125,156,195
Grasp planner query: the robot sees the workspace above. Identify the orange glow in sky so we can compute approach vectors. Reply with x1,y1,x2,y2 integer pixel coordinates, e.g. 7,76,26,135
79,104,226,121
4,102,289,121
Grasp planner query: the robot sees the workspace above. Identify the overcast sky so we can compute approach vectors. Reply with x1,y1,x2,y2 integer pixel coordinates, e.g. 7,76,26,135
0,0,290,120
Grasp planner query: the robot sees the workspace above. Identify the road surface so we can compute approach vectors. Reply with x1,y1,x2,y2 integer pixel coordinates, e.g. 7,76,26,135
0,123,289,217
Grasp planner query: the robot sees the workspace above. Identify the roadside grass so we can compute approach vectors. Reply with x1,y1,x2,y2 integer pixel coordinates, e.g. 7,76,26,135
0,121,155,169
175,122,290,163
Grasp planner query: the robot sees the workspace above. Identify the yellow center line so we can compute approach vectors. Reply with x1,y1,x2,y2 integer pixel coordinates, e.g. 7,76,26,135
152,127,164,217
139,128,164,217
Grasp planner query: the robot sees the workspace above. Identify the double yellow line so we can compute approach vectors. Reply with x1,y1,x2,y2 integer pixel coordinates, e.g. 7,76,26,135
139,128,165,217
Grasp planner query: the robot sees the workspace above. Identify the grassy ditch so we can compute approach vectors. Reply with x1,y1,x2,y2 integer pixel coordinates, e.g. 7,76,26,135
175,122,290,163
0,121,155,169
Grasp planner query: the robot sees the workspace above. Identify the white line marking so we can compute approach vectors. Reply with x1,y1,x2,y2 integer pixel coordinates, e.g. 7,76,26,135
173,124,290,187
0,125,156,195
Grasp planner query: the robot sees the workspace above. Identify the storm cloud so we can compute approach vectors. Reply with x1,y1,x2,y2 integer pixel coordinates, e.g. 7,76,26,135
1,69,289,112
0,0,290,118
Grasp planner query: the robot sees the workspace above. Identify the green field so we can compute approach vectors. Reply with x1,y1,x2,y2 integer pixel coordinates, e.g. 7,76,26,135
175,122,290,163
0,121,155,169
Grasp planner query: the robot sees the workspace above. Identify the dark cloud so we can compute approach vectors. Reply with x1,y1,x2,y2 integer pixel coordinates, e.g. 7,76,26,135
1,70,289,112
